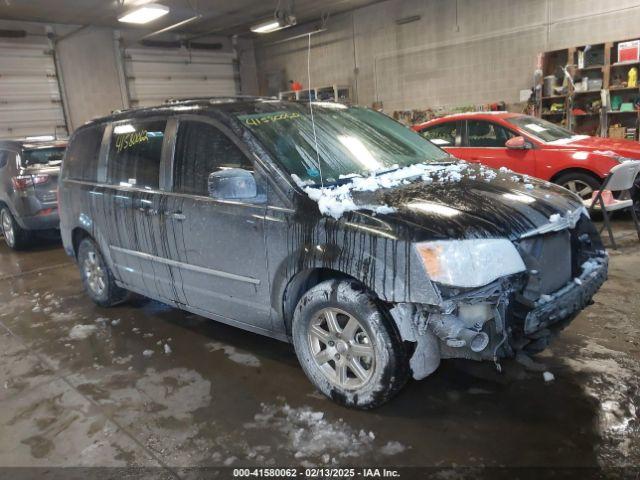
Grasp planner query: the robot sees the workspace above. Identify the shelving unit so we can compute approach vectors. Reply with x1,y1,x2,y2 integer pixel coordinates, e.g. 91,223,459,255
536,38,640,139
278,84,352,104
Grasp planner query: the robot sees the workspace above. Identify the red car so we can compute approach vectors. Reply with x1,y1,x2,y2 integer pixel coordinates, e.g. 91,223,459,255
413,112,640,201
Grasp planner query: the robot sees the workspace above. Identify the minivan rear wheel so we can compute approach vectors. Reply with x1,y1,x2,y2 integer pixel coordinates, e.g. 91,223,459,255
1,207,30,250
292,280,409,409
77,238,129,307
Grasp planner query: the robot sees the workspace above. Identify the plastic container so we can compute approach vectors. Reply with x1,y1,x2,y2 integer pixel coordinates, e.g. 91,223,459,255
543,76,556,97
587,78,603,90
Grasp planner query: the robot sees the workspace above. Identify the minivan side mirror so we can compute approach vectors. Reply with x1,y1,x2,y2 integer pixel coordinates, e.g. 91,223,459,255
505,136,531,150
208,168,257,200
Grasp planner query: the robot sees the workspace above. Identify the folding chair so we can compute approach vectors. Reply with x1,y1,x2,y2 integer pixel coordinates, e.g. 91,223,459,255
583,161,640,249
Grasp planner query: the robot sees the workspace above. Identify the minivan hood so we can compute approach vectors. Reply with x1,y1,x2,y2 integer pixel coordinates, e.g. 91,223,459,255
347,166,583,242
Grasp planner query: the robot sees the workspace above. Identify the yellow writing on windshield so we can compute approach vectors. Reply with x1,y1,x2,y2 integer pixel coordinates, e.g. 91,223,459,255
242,112,301,127
115,130,149,152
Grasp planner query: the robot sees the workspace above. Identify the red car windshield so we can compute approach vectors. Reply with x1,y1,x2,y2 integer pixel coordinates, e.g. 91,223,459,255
506,116,575,143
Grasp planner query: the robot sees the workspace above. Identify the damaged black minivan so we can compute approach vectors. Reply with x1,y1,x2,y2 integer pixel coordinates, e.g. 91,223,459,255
59,98,608,408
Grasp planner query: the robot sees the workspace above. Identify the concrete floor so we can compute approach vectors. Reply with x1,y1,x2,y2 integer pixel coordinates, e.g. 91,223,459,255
0,223,638,475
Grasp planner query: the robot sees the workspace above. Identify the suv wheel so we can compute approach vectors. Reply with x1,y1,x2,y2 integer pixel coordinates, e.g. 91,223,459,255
78,238,129,307
292,280,409,409
1,207,30,250
555,172,601,201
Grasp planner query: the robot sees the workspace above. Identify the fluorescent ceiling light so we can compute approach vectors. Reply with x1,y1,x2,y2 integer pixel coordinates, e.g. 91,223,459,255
25,135,55,141
118,4,170,24
251,19,284,34
114,124,135,134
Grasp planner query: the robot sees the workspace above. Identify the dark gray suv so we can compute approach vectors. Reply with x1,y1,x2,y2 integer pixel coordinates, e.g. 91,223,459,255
59,98,607,408
0,140,66,250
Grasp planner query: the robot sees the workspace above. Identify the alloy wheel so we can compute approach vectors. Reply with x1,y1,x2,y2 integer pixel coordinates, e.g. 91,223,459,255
307,307,376,390
562,179,594,200
1,210,15,248
84,250,106,297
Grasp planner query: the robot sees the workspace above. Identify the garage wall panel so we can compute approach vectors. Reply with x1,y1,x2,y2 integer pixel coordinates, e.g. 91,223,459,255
56,26,126,132
0,38,67,140
124,47,237,107
254,0,640,111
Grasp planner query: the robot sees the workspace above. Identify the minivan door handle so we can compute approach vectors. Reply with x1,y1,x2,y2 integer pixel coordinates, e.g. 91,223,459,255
168,211,186,221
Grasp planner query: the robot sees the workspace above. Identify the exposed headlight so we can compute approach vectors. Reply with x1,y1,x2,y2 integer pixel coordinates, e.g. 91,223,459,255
415,239,526,288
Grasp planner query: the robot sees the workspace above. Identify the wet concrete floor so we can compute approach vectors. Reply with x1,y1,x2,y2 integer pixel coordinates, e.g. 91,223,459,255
0,224,638,475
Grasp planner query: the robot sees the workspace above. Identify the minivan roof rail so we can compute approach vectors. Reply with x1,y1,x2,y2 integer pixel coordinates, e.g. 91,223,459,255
163,95,277,105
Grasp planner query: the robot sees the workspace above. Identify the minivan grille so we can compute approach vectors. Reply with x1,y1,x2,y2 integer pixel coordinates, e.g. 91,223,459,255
518,230,572,295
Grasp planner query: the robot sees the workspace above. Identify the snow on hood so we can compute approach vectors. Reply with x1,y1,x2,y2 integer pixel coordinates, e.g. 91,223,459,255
299,162,531,220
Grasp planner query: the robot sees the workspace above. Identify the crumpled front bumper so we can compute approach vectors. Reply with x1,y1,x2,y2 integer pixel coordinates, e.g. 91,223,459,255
523,255,608,335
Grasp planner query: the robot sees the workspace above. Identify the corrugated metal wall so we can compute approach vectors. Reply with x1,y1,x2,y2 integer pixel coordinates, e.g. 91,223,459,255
0,37,68,140
124,47,237,107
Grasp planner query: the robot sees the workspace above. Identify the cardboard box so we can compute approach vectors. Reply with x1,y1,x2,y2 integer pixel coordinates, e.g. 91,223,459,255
609,125,626,139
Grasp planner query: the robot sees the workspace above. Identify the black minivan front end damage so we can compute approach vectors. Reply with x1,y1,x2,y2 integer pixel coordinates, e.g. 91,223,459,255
388,208,607,380
60,98,609,408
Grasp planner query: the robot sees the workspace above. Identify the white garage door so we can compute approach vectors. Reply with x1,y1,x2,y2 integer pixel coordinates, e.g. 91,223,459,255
0,38,68,141
124,47,237,108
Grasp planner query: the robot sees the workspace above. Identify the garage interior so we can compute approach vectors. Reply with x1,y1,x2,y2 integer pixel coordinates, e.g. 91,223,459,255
0,0,639,477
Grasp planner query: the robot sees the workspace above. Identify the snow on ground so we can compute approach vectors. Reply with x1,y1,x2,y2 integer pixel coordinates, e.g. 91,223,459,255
244,403,406,463
380,441,407,456
562,340,639,465
205,341,261,368
69,324,97,340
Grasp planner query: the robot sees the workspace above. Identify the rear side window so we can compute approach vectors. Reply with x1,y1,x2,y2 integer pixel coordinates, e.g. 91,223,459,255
421,122,458,147
173,120,252,196
65,125,105,181
467,120,515,148
108,120,166,189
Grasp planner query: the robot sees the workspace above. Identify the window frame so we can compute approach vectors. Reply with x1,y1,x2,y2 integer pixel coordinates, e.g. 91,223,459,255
168,114,268,204
462,120,519,149
104,116,172,192
62,123,107,182
421,120,462,148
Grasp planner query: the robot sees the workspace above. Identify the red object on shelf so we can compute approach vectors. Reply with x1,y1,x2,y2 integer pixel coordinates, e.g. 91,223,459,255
618,40,640,64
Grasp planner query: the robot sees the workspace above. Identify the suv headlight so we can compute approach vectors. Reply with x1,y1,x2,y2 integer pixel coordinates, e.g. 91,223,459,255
415,239,526,288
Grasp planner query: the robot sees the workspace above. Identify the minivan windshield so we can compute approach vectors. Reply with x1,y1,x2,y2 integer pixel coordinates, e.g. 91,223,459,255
22,147,65,167
236,104,451,185
506,115,577,143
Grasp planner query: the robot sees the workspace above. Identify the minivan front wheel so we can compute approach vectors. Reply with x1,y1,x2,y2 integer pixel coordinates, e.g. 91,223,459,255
292,280,409,409
77,238,128,307
1,207,29,250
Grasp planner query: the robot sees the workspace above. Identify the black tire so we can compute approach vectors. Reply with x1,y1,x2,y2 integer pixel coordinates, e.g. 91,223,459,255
77,238,129,307
554,171,601,201
0,206,30,250
292,280,409,409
